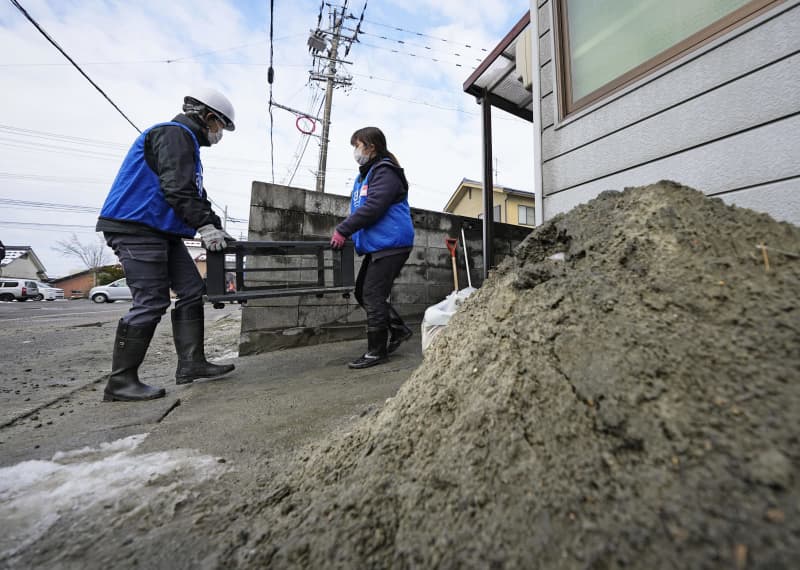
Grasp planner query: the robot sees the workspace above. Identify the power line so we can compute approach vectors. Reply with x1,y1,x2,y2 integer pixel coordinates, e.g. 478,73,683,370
0,173,108,185
0,35,307,68
350,87,519,121
359,29,483,62
352,86,477,114
8,0,141,133
288,98,325,186
0,198,99,212
356,41,477,69
360,18,489,52
0,220,97,230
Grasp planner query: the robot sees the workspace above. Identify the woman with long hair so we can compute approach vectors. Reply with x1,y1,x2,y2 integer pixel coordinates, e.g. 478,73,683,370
330,127,415,368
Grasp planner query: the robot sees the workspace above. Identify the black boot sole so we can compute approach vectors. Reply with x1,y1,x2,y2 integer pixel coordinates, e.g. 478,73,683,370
348,356,389,369
103,389,166,402
176,365,235,385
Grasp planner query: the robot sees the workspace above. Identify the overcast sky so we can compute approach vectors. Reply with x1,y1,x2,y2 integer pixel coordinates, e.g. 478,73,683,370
1,0,533,278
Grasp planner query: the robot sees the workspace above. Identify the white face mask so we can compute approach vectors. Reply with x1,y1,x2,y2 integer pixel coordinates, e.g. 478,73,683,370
208,128,223,145
353,146,370,166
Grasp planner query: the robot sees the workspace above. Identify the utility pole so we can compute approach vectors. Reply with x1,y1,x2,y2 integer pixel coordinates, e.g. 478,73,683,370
308,1,364,193
315,13,343,193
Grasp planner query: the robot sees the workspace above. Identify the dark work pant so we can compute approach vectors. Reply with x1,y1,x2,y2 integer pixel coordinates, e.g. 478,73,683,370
354,251,409,330
105,234,205,327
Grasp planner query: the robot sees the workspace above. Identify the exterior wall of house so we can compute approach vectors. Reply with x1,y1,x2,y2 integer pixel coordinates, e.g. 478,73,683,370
0,257,42,280
447,184,536,226
52,273,96,299
240,182,532,354
533,0,800,225
502,194,537,226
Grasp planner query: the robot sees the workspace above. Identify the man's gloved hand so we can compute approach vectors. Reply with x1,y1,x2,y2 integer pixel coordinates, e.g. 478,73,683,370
330,230,346,250
198,224,232,252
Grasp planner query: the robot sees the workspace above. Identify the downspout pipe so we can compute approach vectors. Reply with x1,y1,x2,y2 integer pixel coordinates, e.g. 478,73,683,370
481,93,494,280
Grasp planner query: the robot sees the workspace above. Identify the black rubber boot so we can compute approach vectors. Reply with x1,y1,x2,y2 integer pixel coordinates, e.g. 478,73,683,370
172,304,235,385
387,306,412,354
103,320,166,402
348,328,389,369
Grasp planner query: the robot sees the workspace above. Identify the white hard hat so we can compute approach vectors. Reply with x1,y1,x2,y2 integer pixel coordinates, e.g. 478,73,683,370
184,87,236,131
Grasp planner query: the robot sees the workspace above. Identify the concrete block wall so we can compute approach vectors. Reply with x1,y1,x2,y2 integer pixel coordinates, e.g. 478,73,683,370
240,182,532,355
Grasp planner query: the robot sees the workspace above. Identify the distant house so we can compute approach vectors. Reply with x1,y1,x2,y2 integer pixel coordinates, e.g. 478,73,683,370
52,268,103,299
444,179,536,226
0,246,47,280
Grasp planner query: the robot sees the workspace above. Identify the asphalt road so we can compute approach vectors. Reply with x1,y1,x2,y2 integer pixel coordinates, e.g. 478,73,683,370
0,300,130,424
0,299,240,428
0,296,422,568
0,298,129,325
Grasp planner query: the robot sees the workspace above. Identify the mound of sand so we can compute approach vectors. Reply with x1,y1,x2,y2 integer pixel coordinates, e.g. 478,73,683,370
221,182,799,569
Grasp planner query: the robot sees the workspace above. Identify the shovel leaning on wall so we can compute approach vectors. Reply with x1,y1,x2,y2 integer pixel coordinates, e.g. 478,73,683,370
445,237,459,292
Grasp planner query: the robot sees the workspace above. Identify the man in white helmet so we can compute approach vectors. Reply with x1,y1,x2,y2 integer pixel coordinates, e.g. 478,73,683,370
95,88,237,402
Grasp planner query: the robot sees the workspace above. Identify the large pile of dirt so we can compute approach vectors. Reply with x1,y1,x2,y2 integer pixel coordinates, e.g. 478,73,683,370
220,182,799,569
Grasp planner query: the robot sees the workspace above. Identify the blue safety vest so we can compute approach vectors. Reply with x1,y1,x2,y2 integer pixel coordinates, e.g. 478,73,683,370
350,160,414,255
99,122,202,237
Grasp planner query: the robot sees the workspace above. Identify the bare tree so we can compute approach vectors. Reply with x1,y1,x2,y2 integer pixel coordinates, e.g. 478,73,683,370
53,233,112,286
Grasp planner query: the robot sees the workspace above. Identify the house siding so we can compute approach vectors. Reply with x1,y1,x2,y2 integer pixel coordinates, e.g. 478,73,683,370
534,0,800,224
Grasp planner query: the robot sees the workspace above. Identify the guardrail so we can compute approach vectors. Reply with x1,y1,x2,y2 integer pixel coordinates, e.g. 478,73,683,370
205,241,355,307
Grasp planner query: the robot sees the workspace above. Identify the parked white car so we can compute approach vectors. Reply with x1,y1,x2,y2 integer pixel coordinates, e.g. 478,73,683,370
32,281,65,301
89,278,132,303
0,278,39,302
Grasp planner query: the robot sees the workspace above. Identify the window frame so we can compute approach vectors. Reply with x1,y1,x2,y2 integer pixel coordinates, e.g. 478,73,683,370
518,205,535,226
552,0,782,119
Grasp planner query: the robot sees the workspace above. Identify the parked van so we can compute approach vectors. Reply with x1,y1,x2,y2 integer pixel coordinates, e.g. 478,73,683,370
0,278,39,302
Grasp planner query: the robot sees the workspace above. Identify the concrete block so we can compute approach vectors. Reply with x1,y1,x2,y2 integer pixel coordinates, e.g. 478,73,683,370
492,239,512,256
427,266,456,284
302,212,344,238
304,192,350,217
250,183,307,211
426,230,456,249
395,263,427,285
247,209,284,235
391,283,427,305
246,296,298,308
406,248,427,266
299,292,355,307
299,305,358,327
411,231,427,249
238,324,365,355
410,210,433,230
425,247,451,267
242,306,299,332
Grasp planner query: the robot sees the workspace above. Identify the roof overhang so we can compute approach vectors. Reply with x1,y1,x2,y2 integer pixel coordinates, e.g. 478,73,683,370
463,12,534,122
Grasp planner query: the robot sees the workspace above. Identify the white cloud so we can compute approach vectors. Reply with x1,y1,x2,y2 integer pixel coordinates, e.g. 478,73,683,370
1,0,531,277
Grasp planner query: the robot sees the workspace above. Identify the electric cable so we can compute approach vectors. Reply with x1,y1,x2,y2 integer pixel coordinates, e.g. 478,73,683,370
287,97,325,186
8,0,141,133
356,40,477,69
361,18,489,52
360,29,483,62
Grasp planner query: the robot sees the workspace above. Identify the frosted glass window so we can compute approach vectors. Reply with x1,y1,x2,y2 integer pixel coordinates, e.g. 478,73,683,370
560,0,767,111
